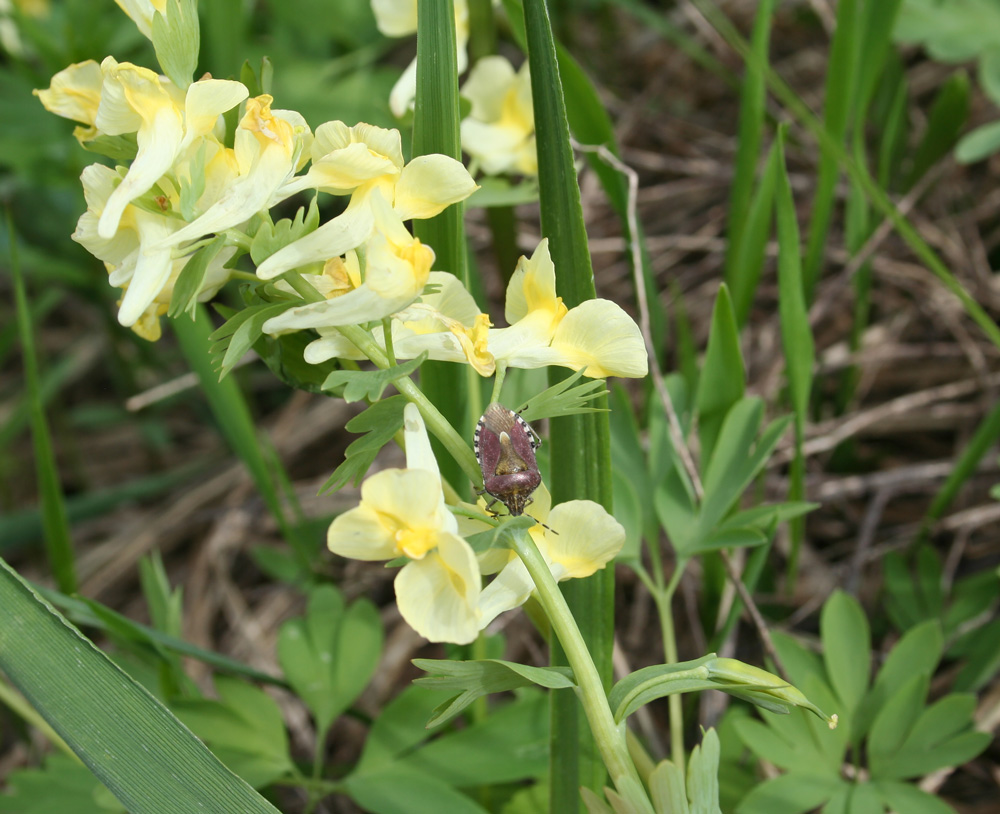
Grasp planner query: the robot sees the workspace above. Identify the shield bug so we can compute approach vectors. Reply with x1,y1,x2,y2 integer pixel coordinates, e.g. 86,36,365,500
474,402,542,517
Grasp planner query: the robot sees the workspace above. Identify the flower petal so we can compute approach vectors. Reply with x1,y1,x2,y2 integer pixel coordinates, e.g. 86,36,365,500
182,78,249,141
537,500,624,580
549,299,648,378
504,238,561,324
403,402,438,477
394,154,478,220
34,60,104,128
478,556,534,629
395,533,482,644
256,198,375,280
461,55,516,122
327,502,398,561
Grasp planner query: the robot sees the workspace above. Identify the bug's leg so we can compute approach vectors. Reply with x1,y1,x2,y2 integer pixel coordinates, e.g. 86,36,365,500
526,513,558,534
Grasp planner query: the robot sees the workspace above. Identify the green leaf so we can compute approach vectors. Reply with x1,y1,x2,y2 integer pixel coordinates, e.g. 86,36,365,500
802,0,860,299
873,780,957,814
167,236,227,319
321,353,426,402
867,673,927,774
209,300,298,380
151,0,200,88
398,692,549,786
249,199,321,266
724,0,776,326
172,676,293,789
0,753,125,813
696,284,745,467
515,366,609,423
734,772,840,814
345,764,489,814
277,585,382,735
319,395,407,493
412,658,575,727
955,118,1000,163
855,619,941,742
906,71,970,189
685,728,722,814
648,759,688,814
0,557,281,814
821,590,871,719
728,137,779,326
774,127,814,422
10,215,76,593
412,0,471,496
953,617,1000,691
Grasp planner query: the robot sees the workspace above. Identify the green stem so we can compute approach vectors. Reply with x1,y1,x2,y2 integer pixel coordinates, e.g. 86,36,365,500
658,562,686,772
508,528,647,800
335,324,483,489
490,362,508,404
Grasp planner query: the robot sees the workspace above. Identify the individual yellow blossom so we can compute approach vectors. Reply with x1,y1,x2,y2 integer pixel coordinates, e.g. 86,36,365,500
73,157,234,332
327,403,482,644
488,239,648,378
256,121,477,280
466,484,625,629
370,0,469,117
300,271,496,375
460,56,536,176
262,190,435,334
32,60,104,143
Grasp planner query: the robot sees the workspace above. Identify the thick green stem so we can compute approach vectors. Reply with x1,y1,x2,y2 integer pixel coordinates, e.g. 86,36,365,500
509,528,647,800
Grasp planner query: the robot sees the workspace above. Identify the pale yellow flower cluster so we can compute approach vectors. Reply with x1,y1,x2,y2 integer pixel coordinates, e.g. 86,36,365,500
36,58,309,338
328,403,625,644
287,238,648,380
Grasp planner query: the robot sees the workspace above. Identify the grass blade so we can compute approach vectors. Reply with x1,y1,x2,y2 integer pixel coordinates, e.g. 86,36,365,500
774,128,815,589
521,0,616,804
802,0,860,300
724,0,776,325
0,556,281,814
9,213,76,593
172,307,311,568
412,0,475,492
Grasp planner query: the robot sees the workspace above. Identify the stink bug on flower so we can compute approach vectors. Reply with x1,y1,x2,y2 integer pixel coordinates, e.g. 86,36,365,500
474,402,542,517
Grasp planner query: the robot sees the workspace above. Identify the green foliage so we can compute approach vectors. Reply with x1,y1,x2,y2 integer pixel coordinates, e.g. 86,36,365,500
322,352,427,402
0,558,281,814
151,0,200,88
168,236,228,319
896,0,1000,161
172,677,294,788
277,585,383,735
0,753,125,814
413,658,576,727
318,395,408,492
515,367,609,423
732,591,990,813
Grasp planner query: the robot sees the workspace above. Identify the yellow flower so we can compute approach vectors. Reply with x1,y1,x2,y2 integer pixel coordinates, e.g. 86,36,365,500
461,56,536,176
370,0,470,117
300,271,496,375
262,191,434,334
73,163,234,334
91,57,248,239
255,120,477,280
475,485,625,629
327,404,482,644
149,95,311,253
33,60,104,143
488,239,648,378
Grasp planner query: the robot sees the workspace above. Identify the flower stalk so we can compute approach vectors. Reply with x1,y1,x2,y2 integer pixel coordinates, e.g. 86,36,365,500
507,526,648,804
